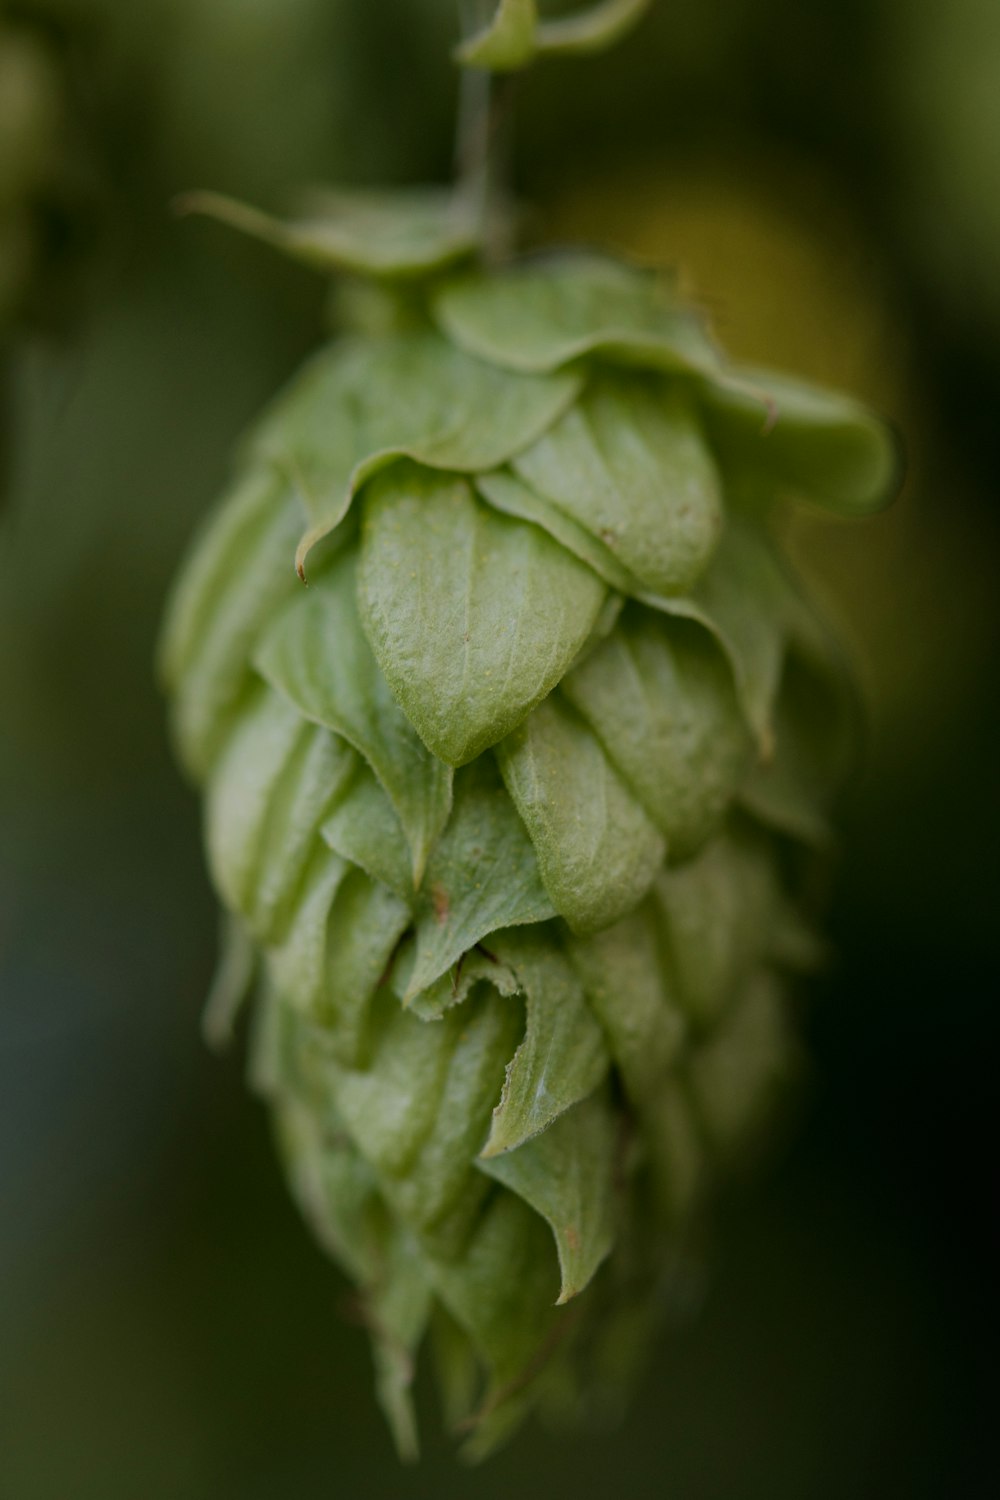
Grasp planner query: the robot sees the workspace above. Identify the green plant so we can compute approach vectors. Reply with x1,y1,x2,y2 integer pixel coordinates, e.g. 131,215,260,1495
160,0,898,1460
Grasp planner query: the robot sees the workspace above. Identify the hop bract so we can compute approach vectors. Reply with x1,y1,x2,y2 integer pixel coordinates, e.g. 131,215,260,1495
160,206,898,1458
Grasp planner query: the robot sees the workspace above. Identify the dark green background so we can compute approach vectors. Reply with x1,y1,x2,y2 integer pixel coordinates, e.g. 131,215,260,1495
1,2,995,1495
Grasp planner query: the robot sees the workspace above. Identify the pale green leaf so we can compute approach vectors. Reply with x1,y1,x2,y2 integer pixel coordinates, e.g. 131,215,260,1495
432,254,720,376
378,991,524,1259
561,607,754,859
482,927,610,1156
424,1190,561,1458
370,1229,435,1461
652,825,784,1028
568,908,701,1218
512,374,723,595
247,331,581,575
266,846,349,1024
159,468,277,690
478,1088,619,1303
320,762,414,900
255,548,452,883
247,980,297,1100
480,467,802,758
267,857,409,1071
454,0,537,69
359,465,605,766
572,589,625,667
430,1304,481,1436
265,987,331,1109
320,869,411,1066
201,914,256,1050
566,903,687,1102
477,468,640,594
162,472,303,777
391,938,521,1022
333,989,474,1180
536,0,651,56
205,685,356,943
460,1376,535,1461
496,691,666,932
405,758,555,1002
274,1095,383,1284
205,685,308,922
180,185,482,278
251,722,359,944
567,908,695,1217
644,516,797,752
480,476,809,825
702,364,901,515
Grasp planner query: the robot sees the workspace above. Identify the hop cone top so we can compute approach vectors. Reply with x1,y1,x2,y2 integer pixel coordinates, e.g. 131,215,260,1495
161,186,899,1458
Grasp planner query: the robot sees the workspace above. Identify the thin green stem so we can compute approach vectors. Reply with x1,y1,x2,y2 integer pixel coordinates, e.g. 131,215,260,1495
454,38,493,213
454,1,517,261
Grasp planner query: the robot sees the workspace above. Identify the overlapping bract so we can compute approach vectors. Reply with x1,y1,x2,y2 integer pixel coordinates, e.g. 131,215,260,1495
161,247,896,1457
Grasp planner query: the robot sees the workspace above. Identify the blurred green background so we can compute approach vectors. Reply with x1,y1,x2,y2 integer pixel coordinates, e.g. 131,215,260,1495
1,2,995,1496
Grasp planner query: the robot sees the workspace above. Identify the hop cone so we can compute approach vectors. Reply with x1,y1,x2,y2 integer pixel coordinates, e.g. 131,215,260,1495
160,221,897,1457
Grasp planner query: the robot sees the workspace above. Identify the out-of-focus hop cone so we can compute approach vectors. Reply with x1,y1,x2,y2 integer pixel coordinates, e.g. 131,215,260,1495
159,189,900,1459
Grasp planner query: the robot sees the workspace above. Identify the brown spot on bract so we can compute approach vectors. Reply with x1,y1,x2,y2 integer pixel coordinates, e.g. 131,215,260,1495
564,1224,580,1252
431,883,450,924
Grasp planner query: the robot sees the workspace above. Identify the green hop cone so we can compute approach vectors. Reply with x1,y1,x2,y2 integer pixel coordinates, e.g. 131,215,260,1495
160,200,898,1458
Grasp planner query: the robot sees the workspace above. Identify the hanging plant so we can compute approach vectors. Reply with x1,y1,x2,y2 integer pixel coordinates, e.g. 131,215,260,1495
160,0,899,1460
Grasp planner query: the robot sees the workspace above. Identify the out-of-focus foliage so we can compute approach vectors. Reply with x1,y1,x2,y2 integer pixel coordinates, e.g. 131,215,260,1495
888,0,1000,335
0,11,66,326
1,0,995,1495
